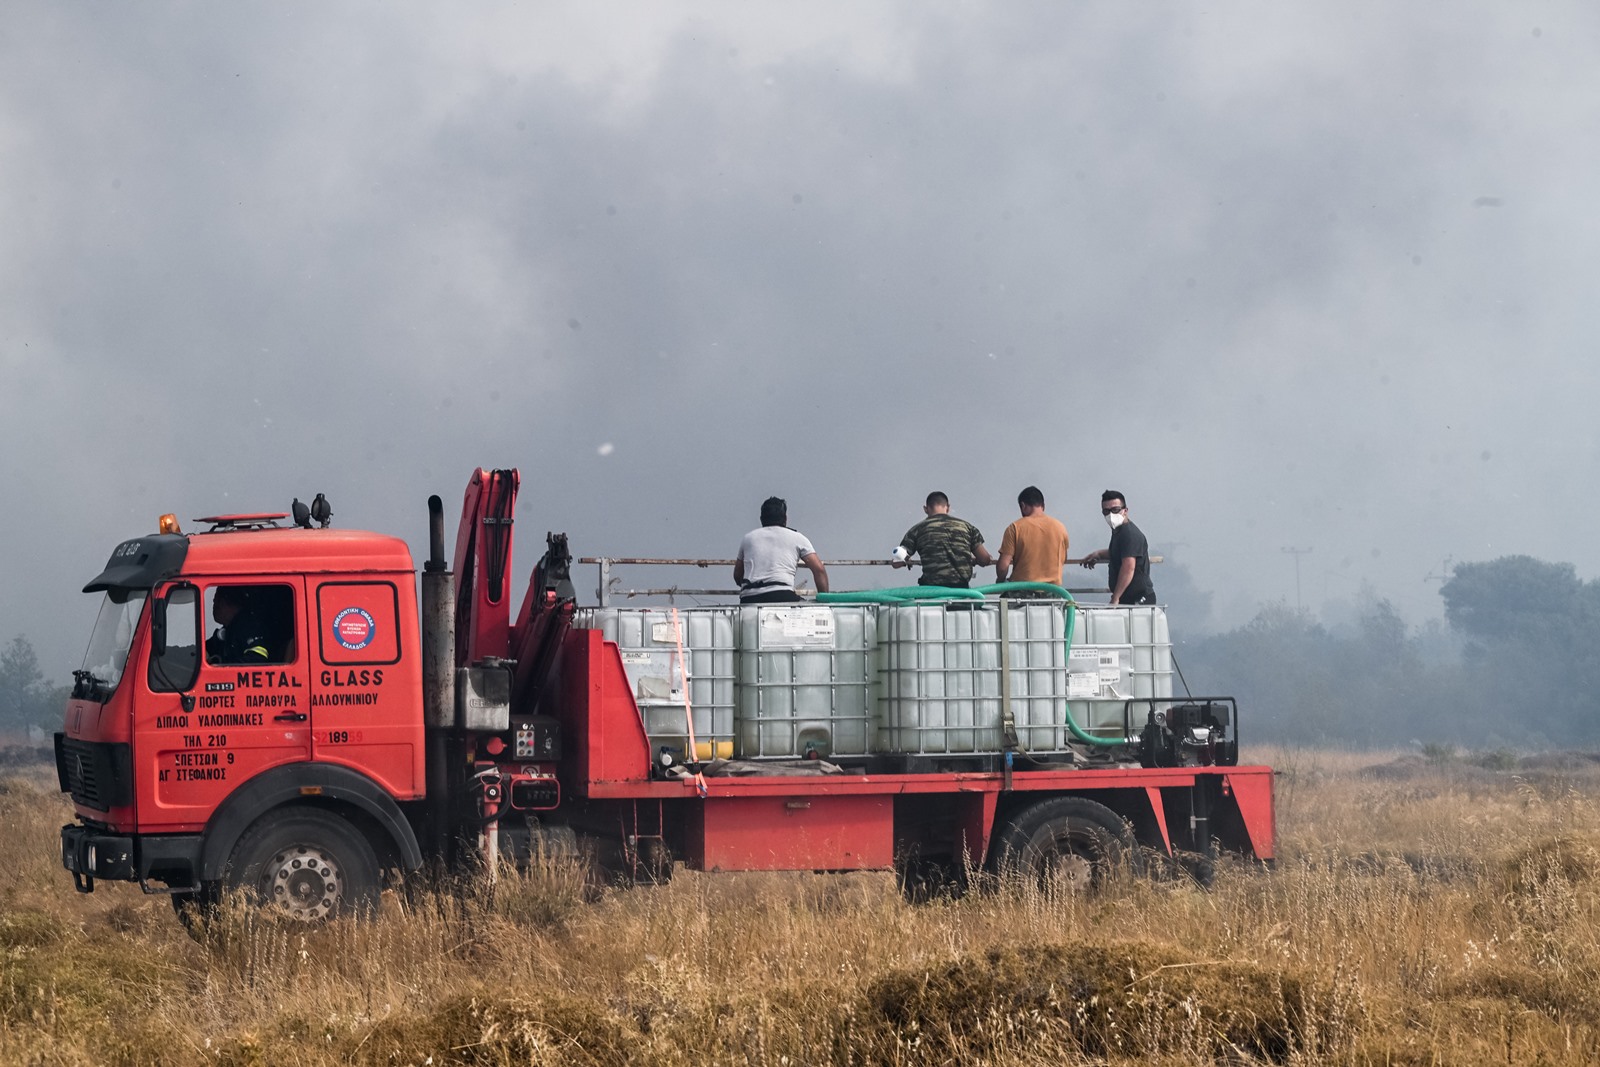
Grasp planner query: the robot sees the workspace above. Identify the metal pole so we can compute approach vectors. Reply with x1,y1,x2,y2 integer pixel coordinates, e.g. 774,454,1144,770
573,557,1158,603
1281,546,1312,612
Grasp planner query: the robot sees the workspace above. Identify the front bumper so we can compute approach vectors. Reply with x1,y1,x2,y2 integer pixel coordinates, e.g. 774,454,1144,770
60,824,201,893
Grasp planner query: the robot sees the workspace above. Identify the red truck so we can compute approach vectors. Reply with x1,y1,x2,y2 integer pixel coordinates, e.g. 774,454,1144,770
57,468,1274,922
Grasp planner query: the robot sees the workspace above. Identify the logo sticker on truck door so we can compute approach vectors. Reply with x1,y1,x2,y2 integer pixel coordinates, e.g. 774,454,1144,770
316,583,400,666
332,607,376,651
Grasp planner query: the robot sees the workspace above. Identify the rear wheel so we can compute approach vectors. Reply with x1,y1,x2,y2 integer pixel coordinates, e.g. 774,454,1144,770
990,797,1136,894
224,808,381,922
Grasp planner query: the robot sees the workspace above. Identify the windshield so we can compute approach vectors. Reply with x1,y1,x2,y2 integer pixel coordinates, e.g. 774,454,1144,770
77,589,148,696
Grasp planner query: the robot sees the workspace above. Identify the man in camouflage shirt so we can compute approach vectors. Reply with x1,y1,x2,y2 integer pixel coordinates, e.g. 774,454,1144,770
892,492,994,588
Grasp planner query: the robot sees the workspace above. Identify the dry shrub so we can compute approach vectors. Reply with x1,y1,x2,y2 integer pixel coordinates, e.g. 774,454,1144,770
353,990,635,1067
469,851,595,932
1447,964,1600,1027
1498,833,1600,894
858,941,1326,1064
0,908,66,949
0,907,190,1064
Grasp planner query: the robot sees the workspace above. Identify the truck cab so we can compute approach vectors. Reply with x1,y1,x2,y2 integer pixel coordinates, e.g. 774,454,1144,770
59,516,426,917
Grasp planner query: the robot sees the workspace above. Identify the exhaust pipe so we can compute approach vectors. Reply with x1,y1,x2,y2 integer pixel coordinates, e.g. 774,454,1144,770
422,495,456,860
422,495,455,728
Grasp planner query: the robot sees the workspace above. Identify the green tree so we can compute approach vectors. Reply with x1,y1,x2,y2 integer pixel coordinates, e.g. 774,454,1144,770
0,634,46,735
1438,556,1593,744
1179,555,1600,748
1440,556,1579,647
1184,602,1344,743
1183,598,1494,747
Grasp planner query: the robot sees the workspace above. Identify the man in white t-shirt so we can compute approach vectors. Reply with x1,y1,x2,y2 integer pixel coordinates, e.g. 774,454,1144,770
733,497,830,603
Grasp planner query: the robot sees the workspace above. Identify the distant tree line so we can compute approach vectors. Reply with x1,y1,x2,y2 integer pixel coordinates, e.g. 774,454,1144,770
1177,555,1600,749
0,636,68,741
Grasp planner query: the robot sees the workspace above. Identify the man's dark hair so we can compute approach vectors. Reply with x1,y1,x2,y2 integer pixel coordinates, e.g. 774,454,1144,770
1101,490,1126,506
760,496,788,527
213,586,248,607
1018,486,1045,508
925,491,949,508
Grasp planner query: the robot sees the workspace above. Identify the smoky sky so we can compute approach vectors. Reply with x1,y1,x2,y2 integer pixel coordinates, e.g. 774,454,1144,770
3,3,1597,674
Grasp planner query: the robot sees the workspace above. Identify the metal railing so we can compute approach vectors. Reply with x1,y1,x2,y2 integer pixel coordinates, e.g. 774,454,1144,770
575,556,1125,606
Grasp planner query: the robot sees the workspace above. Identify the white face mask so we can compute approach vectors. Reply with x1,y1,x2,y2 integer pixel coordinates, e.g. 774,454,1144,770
1105,510,1126,530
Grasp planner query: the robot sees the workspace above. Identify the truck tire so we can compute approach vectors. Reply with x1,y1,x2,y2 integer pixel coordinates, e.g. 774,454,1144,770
224,808,381,922
990,797,1136,893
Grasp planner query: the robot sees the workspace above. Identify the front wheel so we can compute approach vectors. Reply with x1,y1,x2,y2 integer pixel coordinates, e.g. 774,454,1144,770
224,808,381,922
990,797,1136,894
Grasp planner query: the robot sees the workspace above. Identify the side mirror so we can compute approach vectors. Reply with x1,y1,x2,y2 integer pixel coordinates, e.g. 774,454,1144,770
151,597,168,657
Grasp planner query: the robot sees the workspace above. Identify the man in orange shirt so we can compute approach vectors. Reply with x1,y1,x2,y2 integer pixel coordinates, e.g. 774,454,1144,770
994,485,1069,585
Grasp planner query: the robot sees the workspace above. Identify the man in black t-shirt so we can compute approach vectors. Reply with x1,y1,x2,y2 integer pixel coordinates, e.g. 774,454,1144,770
1079,490,1156,605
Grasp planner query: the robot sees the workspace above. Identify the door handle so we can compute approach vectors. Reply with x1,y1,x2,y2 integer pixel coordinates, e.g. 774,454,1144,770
274,712,308,723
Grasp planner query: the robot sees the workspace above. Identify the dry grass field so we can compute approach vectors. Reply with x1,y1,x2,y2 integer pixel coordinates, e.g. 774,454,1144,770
4,746,1600,1065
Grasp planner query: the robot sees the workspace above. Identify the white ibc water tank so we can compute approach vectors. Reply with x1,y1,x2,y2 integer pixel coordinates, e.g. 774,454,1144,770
877,602,997,755
734,604,876,758
1070,605,1174,736
576,607,736,761
877,601,1175,755
876,601,1072,755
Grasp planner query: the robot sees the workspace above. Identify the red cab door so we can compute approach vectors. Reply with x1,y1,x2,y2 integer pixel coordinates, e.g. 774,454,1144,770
138,579,311,831
310,578,424,799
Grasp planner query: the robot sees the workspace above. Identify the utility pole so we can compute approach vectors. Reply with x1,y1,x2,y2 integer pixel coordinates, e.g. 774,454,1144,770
1282,546,1313,613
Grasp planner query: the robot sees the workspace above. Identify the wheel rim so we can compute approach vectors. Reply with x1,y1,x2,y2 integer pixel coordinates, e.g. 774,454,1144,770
260,843,344,921
1034,828,1106,893
1040,847,1096,889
